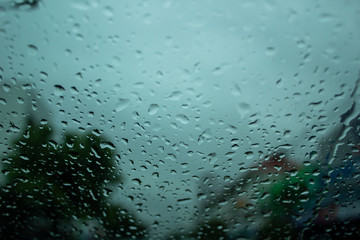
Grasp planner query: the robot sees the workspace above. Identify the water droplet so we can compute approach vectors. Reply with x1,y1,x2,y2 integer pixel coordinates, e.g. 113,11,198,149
27,44,38,56
175,114,189,124
75,72,83,81
54,84,65,96
40,71,48,79
70,86,79,94
266,46,276,56
100,141,116,150
0,98,6,105
177,198,192,204
167,91,182,101
231,82,242,96
2,83,11,92
17,97,24,104
237,102,250,117
148,104,159,115
103,5,114,17
132,178,142,186
115,98,130,112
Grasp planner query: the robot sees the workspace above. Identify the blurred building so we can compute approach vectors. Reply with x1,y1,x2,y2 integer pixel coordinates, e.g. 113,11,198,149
198,153,304,238
197,113,360,239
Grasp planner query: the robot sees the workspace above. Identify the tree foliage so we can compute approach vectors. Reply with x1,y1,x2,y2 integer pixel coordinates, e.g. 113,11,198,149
0,117,146,239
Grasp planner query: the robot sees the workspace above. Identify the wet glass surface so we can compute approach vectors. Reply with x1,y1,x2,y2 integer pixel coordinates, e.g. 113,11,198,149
1,0,360,239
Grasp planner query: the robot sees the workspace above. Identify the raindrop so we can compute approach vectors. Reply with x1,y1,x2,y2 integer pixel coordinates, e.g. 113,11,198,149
75,72,83,81
40,71,48,79
237,102,250,117
100,141,116,150
0,98,6,105
132,178,142,186
2,83,10,92
17,97,24,104
177,198,192,204
54,84,65,96
148,104,159,115
167,91,182,101
27,44,38,56
266,46,276,56
175,114,189,124
103,5,114,17
70,86,79,94
115,98,130,112
231,82,242,96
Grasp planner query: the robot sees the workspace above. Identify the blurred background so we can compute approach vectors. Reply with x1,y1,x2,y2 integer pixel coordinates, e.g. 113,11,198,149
1,0,360,239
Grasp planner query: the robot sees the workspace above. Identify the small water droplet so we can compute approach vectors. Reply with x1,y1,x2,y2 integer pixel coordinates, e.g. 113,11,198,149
175,114,189,124
103,5,114,17
40,71,48,79
0,98,7,105
237,102,250,117
177,198,192,204
54,84,65,96
231,82,242,96
266,46,276,56
27,44,38,56
132,178,142,186
100,141,116,150
2,83,11,92
75,72,83,81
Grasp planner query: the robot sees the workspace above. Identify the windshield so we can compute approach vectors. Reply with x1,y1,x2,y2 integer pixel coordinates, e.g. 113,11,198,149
1,0,359,239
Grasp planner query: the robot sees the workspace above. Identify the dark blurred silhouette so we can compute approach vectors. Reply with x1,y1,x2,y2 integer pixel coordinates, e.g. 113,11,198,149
0,0,40,11
0,117,147,239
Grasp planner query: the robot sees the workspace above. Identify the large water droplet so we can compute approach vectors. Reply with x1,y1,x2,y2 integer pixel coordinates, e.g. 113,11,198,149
115,98,130,112
148,104,159,115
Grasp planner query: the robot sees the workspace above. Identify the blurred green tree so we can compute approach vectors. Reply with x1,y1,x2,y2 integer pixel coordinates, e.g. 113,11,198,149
0,117,146,239
257,164,322,240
